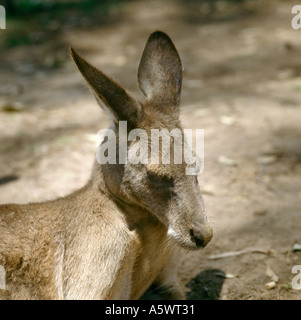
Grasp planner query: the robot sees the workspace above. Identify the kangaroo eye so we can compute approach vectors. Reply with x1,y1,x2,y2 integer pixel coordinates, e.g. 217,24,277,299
147,171,175,188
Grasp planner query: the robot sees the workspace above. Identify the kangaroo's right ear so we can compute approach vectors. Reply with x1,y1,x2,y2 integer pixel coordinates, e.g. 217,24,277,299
70,47,142,124
138,31,182,118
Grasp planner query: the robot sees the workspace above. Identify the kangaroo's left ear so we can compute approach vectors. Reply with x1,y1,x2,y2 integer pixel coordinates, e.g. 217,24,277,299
70,47,142,124
138,31,182,117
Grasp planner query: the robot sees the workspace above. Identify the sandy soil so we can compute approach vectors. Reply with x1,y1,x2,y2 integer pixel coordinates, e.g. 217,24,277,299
0,0,301,300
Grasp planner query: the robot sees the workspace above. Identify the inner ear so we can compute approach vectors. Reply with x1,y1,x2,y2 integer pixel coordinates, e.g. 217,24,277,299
138,31,182,114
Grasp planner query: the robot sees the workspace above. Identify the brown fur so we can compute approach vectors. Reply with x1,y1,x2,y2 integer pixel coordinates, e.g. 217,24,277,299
0,31,212,300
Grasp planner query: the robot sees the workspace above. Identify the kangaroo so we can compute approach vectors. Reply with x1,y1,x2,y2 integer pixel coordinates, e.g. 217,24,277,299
0,31,213,300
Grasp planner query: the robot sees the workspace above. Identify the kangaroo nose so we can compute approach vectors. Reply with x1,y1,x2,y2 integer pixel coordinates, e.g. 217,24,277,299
190,226,213,248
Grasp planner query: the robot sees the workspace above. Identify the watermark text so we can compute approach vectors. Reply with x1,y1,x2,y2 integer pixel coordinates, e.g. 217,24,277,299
292,5,301,30
292,265,301,290
0,5,5,30
96,121,204,175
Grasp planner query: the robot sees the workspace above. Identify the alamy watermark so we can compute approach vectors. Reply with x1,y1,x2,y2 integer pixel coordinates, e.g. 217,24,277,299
96,122,204,176
0,265,5,290
292,5,301,30
292,265,301,290
0,5,5,30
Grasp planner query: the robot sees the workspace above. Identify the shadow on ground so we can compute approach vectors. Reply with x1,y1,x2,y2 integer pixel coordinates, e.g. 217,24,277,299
186,269,225,300
141,269,225,300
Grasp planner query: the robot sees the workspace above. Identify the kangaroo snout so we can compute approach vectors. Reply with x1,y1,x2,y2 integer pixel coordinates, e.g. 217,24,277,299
189,224,213,249
168,216,213,251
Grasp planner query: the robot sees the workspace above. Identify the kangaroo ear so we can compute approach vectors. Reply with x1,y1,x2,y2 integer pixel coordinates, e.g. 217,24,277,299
70,47,142,124
138,31,182,117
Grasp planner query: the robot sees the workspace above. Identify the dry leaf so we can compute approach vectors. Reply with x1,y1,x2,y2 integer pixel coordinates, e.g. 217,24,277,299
218,155,237,167
265,281,277,290
257,155,278,165
220,115,236,125
293,243,301,252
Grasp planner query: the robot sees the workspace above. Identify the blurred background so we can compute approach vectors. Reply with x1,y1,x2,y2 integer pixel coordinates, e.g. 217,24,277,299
0,0,301,300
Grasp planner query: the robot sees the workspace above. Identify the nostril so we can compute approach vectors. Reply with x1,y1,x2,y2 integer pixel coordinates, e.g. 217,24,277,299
194,234,205,248
189,229,205,247
189,228,212,248
189,229,194,239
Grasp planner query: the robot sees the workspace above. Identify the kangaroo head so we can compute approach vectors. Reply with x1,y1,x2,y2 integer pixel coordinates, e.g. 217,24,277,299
70,31,213,250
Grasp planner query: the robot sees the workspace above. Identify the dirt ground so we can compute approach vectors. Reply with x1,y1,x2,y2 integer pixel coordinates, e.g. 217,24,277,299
0,0,301,300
